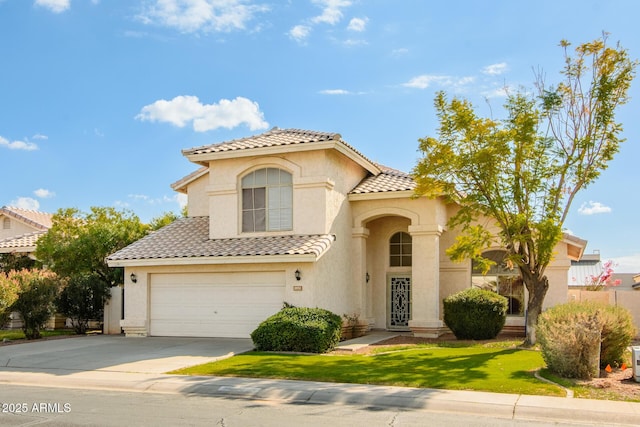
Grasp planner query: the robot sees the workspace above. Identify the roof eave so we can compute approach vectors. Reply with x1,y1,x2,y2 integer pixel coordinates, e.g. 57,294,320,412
107,253,321,267
349,190,415,201
562,233,588,261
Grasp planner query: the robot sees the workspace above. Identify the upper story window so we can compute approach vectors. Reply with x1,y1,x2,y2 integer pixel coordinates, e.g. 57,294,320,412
390,232,412,267
241,168,292,232
472,250,525,316
2,218,10,229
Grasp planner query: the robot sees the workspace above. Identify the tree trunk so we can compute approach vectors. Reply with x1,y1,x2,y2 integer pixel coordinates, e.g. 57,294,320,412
522,274,549,347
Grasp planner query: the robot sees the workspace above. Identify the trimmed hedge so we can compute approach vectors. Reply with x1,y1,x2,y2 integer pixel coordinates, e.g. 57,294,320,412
537,301,636,379
443,288,508,340
251,306,342,353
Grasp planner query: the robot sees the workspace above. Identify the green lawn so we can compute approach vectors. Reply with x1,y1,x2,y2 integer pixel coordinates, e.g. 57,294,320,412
0,329,75,341
171,340,565,397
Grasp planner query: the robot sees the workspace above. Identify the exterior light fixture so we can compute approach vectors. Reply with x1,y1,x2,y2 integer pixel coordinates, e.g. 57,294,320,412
130,273,137,283
366,272,370,283
295,269,301,281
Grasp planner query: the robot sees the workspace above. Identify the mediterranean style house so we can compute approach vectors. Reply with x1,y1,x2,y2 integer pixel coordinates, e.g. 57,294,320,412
0,206,52,259
0,206,54,329
107,128,586,338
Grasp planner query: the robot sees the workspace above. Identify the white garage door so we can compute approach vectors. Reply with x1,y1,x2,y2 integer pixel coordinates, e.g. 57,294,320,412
150,271,285,338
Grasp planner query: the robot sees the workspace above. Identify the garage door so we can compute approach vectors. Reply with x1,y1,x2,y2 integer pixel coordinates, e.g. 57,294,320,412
150,272,285,338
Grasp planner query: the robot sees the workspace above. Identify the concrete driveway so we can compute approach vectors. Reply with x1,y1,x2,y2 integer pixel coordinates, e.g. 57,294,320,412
0,335,254,375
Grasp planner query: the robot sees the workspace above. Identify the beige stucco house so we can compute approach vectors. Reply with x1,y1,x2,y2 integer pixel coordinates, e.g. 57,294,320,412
0,206,54,329
0,206,52,258
107,128,586,338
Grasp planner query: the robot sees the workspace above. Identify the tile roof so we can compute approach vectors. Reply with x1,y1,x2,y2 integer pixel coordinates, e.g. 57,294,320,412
170,166,208,193
183,128,341,155
107,216,335,262
0,231,47,252
350,164,416,194
182,128,376,168
0,206,53,230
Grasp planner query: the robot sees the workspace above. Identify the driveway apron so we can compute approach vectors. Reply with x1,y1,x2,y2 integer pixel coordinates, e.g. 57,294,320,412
0,335,254,374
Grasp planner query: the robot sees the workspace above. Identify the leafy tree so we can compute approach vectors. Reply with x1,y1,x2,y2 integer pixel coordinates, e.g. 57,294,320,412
0,253,39,273
0,270,22,327
57,272,110,334
149,211,180,231
34,207,148,333
9,269,63,339
35,207,149,290
413,36,636,345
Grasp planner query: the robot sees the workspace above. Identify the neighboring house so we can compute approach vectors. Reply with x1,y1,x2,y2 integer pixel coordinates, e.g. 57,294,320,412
569,251,639,290
569,252,603,287
0,206,53,329
107,128,586,339
0,206,52,259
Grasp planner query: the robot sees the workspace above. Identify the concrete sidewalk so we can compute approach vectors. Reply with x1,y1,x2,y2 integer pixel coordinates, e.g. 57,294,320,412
2,367,640,426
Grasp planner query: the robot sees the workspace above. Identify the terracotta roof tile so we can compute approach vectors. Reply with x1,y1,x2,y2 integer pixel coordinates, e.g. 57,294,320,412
183,128,340,155
0,206,53,230
350,165,416,194
181,128,375,168
0,231,47,252
107,216,335,261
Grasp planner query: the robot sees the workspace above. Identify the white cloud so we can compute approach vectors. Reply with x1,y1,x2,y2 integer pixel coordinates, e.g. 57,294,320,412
32,133,48,140
34,0,70,13
319,89,350,95
311,0,351,25
9,197,40,210
347,17,367,32
138,0,268,33
0,136,38,151
136,95,269,132
34,188,55,198
288,24,311,43
391,48,408,57
578,201,612,215
342,38,367,47
402,75,475,91
289,0,351,44
482,62,508,75
610,254,640,274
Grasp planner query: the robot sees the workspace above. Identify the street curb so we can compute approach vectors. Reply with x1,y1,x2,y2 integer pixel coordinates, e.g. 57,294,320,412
3,370,640,426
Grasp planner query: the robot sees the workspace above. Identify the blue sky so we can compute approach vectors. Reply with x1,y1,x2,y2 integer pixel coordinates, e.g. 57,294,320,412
1,0,638,272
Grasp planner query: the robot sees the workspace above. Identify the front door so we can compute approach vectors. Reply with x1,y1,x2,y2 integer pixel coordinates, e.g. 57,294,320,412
388,275,411,330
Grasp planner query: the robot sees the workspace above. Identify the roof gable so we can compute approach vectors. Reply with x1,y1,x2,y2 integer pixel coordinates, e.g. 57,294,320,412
350,164,416,196
0,206,53,230
182,127,380,174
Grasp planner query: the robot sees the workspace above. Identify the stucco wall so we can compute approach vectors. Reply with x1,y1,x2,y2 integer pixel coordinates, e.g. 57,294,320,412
186,173,209,217
201,150,367,239
0,216,38,240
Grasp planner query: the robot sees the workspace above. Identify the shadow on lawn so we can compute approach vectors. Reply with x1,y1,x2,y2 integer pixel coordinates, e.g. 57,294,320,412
192,347,526,390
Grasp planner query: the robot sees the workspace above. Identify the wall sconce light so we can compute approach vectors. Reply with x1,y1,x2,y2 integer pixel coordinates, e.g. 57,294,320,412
130,273,137,283
366,272,370,283
295,269,301,281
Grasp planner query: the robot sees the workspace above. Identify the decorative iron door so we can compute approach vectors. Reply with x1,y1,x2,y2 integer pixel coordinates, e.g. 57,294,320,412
388,275,411,329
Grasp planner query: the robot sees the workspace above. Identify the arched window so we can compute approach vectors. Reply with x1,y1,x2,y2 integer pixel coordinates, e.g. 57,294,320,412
389,232,412,267
241,168,292,232
472,250,525,316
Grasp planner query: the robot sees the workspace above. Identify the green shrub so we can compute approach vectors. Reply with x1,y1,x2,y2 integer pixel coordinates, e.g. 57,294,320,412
9,269,63,339
443,288,508,340
537,302,637,379
251,306,342,353
600,304,636,367
537,304,601,379
57,272,111,335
